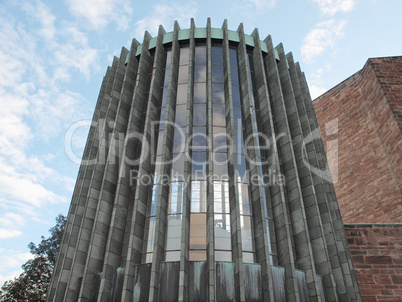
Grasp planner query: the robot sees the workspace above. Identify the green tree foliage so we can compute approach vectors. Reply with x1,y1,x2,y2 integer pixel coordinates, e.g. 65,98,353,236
0,214,66,302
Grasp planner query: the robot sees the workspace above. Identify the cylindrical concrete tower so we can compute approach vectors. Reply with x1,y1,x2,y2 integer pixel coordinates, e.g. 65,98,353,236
48,19,361,302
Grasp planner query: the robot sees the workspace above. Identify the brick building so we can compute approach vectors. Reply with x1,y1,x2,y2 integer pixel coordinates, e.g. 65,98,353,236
314,56,402,301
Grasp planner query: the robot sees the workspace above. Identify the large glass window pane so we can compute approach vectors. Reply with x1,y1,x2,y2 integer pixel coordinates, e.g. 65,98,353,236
179,48,189,65
213,104,226,126
195,47,206,65
194,65,206,83
168,182,184,214
189,213,206,249
234,128,244,154
212,83,225,104
231,67,239,86
213,127,227,152
213,153,228,178
191,152,206,179
165,251,180,261
242,252,255,263
212,65,224,83
191,127,207,151
215,251,232,262
229,49,238,67
171,154,184,181
213,182,229,213
176,84,187,104
193,103,206,126
236,155,248,183
194,83,206,103
178,65,189,84
232,86,241,106
156,130,164,155
211,47,223,65
175,105,187,127
238,183,251,215
189,250,207,261
161,87,168,107
233,106,242,126
191,180,207,212
144,217,156,253
173,127,185,154
166,215,182,239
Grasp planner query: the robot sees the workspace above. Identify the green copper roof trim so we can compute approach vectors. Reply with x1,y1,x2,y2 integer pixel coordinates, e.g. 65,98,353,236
178,29,190,40
194,28,207,39
149,38,157,50
228,30,239,42
163,32,174,44
211,28,224,39
245,35,255,47
136,45,142,56
133,27,272,57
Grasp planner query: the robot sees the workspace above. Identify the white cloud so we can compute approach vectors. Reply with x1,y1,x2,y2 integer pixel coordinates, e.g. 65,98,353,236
301,19,346,63
66,0,133,30
312,0,355,15
134,3,197,40
0,250,32,285
309,84,328,99
246,0,276,10
0,229,23,239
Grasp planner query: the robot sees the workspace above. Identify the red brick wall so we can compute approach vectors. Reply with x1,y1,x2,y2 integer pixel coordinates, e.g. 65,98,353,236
345,224,402,302
313,56,402,223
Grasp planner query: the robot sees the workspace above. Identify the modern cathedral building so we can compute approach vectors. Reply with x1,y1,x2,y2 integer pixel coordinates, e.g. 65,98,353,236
47,20,361,301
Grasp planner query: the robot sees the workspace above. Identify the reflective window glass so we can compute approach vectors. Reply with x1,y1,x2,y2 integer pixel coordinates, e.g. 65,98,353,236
144,253,153,263
212,83,225,104
194,83,206,103
236,155,248,183
191,127,207,151
179,48,189,66
213,182,229,213
175,105,187,127
165,51,172,69
213,104,226,126
215,251,232,262
229,49,238,67
171,154,185,181
161,87,168,107
178,65,189,84
213,153,228,178
156,130,164,155
194,65,206,83
193,103,206,126
166,215,182,239
189,250,207,261
172,128,185,154
238,183,251,215
168,182,184,214
212,65,224,83
191,180,207,212
165,251,180,261
195,47,206,65
242,252,255,263
234,128,244,154
232,86,241,106
233,106,243,127
213,127,227,152
214,214,231,238
211,47,223,65
176,84,187,104
191,152,206,179
189,213,206,249
144,217,156,253
231,67,239,85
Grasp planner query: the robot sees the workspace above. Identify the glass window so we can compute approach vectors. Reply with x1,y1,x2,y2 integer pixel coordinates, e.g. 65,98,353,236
168,182,184,214
144,253,153,263
161,87,168,107
213,104,226,126
238,183,251,215
212,65,224,83
215,251,232,262
165,51,172,69
189,250,206,261
212,83,225,104
176,84,187,104
236,155,248,183
213,127,227,152
191,127,207,151
213,153,228,177
232,86,241,106
194,65,206,83
189,213,206,249
178,65,189,84
166,215,182,239
242,252,255,263
233,106,243,127
175,105,187,127
165,251,180,261
234,128,244,154
211,47,223,65
194,83,206,103
172,128,185,154
171,154,184,181
229,49,238,67
144,217,156,253
179,48,189,66
231,67,239,86
213,182,229,213
195,47,206,65
191,180,207,212
156,130,164,155
193,103,206,126
191,152,206,179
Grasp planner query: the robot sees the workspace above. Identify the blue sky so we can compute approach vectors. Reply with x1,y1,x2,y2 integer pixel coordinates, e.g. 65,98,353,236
0,0,400,284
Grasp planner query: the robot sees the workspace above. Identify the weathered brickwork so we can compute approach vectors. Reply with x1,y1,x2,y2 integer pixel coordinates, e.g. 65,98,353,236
345,224,402,302
313,56,402,224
